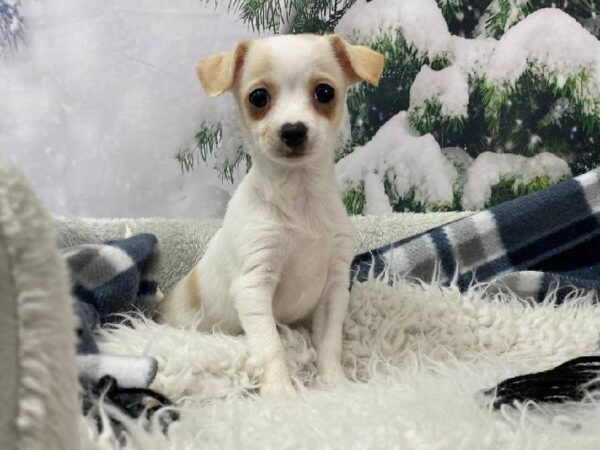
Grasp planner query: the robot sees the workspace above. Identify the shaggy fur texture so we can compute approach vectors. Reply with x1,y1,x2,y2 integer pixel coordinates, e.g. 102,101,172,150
0,158,79,450
79,276,600,449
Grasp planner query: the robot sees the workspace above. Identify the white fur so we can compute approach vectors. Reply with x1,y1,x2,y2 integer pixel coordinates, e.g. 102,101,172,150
83,277,600,449
162,35,358,393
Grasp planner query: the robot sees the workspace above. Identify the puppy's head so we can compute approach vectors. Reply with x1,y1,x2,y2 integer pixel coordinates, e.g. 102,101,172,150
196,34,384,165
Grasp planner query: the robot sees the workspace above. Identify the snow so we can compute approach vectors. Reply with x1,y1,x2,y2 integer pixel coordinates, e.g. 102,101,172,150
0,0,255,218
334,0,495,78
461,152,572,210
442,147,473,170
336,5,597,215
335,0,451,59
409,65,469,118
363,172,393,216
335,112,457,212
457,8,600,102
451,36,497,77
337,3,600,118
485,9,600,113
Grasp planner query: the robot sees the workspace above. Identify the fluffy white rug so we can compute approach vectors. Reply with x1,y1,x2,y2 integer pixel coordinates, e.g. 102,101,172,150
80,277,600,449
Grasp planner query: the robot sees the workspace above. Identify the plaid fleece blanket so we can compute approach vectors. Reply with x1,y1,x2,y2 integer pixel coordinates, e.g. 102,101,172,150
63,234,161,390
352,167,600,407
63,233,178,429
352,168,600,301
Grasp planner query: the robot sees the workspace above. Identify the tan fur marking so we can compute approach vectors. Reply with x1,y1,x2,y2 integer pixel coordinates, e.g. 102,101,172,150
329,37,358,84
235,45,277,123
183,267,201,309
328,35,385,87
196,41,249,97
246,81,278,121
309,76,338,122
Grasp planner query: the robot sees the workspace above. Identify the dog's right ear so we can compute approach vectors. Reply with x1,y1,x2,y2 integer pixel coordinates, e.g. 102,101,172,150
196,41,249,97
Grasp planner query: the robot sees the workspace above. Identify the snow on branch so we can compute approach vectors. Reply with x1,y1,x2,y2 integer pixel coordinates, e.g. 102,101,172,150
485,9,600,114
337,2,600,115
461,152,571,210
363,172,393,215
409,65,469,119
335,112,457,213
450,36,497,77
335,0,451,59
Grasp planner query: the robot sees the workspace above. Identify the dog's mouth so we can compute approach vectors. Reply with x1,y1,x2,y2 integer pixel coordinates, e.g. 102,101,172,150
257,136,317,165
281,148,308,159
276,143,311,160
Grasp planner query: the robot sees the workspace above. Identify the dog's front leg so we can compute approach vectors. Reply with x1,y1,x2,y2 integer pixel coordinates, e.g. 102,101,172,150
313,278,350,385
313,233,353,385
230,267,293,395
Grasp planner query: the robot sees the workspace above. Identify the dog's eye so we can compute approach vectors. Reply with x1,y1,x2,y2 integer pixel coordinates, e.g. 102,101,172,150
249,88,269,108
314,84,335,104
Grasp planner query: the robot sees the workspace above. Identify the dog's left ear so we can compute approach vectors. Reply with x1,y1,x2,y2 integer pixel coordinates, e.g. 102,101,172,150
196,41,249,97
328,35,385,87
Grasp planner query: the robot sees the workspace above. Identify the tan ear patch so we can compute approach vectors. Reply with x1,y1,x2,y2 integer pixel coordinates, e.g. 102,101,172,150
329,35,385,87
196,41,249,97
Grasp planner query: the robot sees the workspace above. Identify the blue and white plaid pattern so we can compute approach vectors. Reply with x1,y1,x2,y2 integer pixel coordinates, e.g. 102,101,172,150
63,233,161,389
352,168,600,406
352,168,600,301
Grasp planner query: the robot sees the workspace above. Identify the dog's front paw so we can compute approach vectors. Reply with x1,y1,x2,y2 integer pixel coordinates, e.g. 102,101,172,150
320,363,348,387
260,379,296,397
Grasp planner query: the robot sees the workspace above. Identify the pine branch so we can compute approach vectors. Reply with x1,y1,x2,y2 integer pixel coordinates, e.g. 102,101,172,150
483,70,600,139
486,175,554,208
436,0,467,21
408,101,466,146
175,123,222,173
343,176,461,216
387,168,463,213
176,122,251,182
343,185,365,215
483,0,534,38
0,0,26,54
206,0,356,34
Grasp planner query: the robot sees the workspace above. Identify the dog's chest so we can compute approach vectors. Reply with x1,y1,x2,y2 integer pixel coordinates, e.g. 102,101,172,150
272,202,334,324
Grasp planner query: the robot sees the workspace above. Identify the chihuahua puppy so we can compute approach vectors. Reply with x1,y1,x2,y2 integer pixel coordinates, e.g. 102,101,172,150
161,34,384,395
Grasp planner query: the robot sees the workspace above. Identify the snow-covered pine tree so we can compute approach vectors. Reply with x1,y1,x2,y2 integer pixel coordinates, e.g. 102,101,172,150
178,0,600,214
0,0,25,55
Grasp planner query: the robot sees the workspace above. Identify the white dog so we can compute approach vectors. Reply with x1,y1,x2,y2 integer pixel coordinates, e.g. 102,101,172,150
161,34,384,394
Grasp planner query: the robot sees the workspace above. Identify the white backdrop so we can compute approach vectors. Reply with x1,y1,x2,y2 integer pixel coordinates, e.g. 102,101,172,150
0,0,257,218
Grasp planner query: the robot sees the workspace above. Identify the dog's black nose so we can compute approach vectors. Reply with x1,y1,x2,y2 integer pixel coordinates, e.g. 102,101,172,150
280,122,307,149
